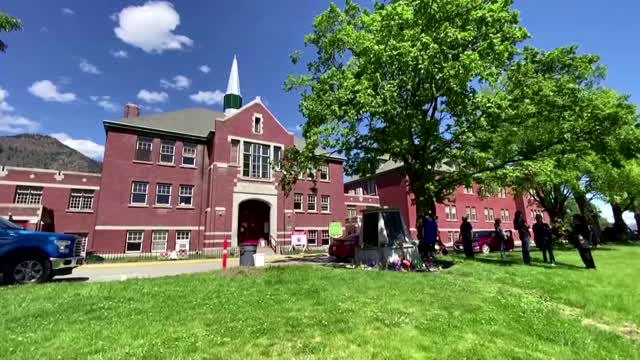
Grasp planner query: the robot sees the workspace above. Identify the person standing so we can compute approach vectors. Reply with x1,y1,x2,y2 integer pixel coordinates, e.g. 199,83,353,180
570,214,596,269
532,214,556,265
494,218,508,260
513,211,531,265
421,214,439,266
460,216,474,259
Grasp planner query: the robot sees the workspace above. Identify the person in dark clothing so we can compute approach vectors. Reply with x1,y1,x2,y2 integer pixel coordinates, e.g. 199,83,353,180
421,214,439,267
494,218,508,260
460,216,474,259
532,214,556,265
570,214,596,269
513,211,531,265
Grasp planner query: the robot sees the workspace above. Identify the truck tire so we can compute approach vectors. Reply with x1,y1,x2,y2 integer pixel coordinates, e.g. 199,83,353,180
3,255,51,285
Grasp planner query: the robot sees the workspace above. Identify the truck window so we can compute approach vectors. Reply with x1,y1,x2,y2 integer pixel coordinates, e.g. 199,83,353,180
362,212,379,247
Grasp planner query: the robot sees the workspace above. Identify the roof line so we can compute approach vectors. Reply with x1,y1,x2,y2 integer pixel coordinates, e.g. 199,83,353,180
103,121,211,140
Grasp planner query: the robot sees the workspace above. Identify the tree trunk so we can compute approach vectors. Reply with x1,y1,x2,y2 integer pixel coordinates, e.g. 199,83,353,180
573,190,602,247
611,203,629,242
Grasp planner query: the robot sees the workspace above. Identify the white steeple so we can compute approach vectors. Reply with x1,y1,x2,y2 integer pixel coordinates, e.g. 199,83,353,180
226,55,241,96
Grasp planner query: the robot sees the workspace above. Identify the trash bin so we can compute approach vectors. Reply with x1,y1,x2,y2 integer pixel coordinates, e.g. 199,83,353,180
239,241,258,267
253,253,265,267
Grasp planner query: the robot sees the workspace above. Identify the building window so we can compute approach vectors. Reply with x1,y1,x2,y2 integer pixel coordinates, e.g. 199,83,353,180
68,189,94,210
484,208,495,222
179,185,193,206
498,188,507,198
464,186,473,195
15,186,43,205
130,182,148,205
293,193,303,211
447,231,459,244
242,142,270,178
364,179,376,195
230,139,240,165
531,209,544,220
355,187,363,195
182,143,196,166
307,230,317,245
307,194,317,212
253,115,263,134
347,205,357,219
320,195,331,212
135,136,152,162
501,209,511,222
156,184,172,206
347,189,355,195
466,206,477,222
319,165,329,181
151,230,168,252
321,230,330,245
160,140,175,164
273,146,282,170
445,205,457,221
126,231,144,253
176,231,191,251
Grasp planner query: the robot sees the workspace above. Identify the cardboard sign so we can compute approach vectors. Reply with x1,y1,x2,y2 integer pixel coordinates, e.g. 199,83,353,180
329,222,343,238
291,231,307,247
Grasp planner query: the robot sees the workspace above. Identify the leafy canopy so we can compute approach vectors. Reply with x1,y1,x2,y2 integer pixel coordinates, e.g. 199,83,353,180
0,12,22,53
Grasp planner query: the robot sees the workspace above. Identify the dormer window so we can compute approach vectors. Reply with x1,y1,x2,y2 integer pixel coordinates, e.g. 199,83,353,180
253,114,263,134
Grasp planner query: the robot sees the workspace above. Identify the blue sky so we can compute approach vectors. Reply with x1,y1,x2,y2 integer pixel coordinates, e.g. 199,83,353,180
0,1,637,222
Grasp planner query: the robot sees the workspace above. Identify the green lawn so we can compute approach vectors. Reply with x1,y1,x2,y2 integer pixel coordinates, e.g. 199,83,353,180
2,246,639,359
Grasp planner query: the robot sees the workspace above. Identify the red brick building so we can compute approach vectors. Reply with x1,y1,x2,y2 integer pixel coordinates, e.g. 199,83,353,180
0,57,545,254
344,160,546,245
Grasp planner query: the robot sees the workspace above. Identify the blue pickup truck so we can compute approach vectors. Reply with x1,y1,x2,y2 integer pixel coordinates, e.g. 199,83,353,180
0,217,85,284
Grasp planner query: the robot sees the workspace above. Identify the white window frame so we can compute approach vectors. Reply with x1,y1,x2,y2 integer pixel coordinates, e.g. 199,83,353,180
319,165,329,181
307,230,318,245
321,230,330,245
466,206,477,222
69,189,94,210
160,140,175,164
151,230,168,253
464,186,473,195
126,231,144,253
155,184,172,206
15,186,43,205
293,193,303,211
179,185,194,207
230,139,241,165
273,146,283,170
182,143,197,167
130,182,148,205
445,205,457,221
501,209,511,222
242,142,271,179
253,114,264,134
347,205,357,219
321,195,330,213
176,231,191,251
307,194,317,212
484,208,494,222
135,136,153,162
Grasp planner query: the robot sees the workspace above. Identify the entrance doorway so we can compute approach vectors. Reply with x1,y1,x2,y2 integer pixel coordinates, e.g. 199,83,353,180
237,199,270,244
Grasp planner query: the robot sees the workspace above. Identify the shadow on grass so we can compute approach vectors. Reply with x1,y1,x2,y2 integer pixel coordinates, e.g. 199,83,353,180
52,277,90,283
269,254,333,265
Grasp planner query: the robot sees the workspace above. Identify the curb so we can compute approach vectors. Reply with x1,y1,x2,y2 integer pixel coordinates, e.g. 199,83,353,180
81,253,320,270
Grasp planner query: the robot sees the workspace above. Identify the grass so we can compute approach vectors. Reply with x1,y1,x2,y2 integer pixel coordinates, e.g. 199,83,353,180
1,246,639,359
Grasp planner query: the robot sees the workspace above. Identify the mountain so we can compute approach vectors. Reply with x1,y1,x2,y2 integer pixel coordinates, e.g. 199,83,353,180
0,134,102,173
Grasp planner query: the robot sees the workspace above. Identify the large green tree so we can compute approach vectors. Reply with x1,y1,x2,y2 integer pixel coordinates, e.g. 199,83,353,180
0,12,22,53
283,0,630,228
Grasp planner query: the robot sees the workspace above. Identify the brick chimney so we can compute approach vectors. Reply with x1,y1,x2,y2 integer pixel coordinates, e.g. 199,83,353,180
124,103,140,118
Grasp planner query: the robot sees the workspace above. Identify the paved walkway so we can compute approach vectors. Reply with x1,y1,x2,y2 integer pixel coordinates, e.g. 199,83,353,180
55,255,332,283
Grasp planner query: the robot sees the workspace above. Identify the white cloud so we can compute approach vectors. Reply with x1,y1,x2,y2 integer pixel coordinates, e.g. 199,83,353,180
160,75,190,90
0,114,40,134
0,87,15,112
51,133,105,159
61,8,75,16
199,65,211,74
78,58,102,74
113,1,193,53
90,96,119,113
28,80,77,103
140,104,163,113
137,89,168,103
111,50,128,58
190,90,224,105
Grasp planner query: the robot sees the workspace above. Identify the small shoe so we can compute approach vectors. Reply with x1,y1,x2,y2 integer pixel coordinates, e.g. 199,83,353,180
550,263,556,267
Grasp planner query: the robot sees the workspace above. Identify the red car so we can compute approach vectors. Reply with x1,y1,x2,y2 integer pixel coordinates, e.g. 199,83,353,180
453,230,515,254
329,234,358,261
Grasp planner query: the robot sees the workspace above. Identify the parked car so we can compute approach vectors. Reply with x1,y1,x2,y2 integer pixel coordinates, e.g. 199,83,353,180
0,217,85,284
329,234,358,262
453,230,515,254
